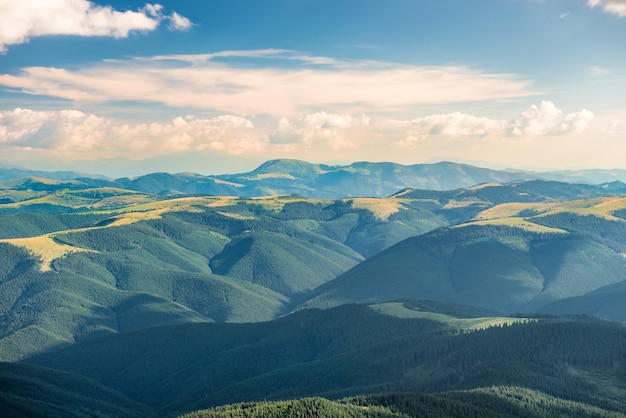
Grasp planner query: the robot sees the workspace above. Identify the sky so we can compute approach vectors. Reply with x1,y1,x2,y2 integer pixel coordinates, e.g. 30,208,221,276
0,0,625,176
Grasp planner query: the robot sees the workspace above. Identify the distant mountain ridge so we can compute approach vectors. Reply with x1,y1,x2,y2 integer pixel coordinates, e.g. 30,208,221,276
3,159,626,199
0,167,107,181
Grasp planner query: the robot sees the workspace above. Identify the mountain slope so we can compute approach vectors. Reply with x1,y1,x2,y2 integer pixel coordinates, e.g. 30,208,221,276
0,362,154,417
210,230,363,295
185,387,626,418
25,304,626,416
2,180,625,361
302,221,626,314
0,193,451,360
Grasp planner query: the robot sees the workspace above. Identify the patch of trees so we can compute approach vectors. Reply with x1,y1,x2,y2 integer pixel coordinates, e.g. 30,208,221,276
184,386,624,418
613,208,626,220
532,213,626,252
0,213,109,239
0,243,35,282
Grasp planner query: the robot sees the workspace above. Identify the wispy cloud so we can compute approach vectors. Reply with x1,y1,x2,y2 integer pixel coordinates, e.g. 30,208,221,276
590,65,613,76
587,0,626,17
560,11,571,19
0,50,539,117
0,1,192,53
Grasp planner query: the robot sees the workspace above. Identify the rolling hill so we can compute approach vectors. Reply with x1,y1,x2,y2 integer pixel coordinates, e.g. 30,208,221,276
0,191,455,360
184,388,626,418
0,362,154,417
1,170,626,416
1,178,626,361
24,303,626,416
302,199,626,316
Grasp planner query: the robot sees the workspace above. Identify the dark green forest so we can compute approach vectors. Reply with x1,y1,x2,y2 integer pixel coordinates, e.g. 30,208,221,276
23,304,626,416
184,388,626,418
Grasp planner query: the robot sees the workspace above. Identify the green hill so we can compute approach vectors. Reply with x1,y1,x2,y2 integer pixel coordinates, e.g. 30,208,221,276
0,192,453,360
184,387,626,418
302,221,626,315
0,217,293,360
210,230,363,295
536,280,626,321
25,304,626,416
1,181,626,361
0,362,154,417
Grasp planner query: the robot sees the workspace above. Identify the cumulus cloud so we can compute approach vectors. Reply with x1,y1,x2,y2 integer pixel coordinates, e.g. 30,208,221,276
385,102,593,148
0,108,263,158
587,0,626,17
0,50,537,116
388,113,507,141
273,112,370,150
0,0,192,52
0,103,595,161
508,101,594,136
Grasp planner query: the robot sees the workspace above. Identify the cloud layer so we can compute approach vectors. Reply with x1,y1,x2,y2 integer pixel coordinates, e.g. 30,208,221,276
0,50,537,116
0,1,191,52
0,102,594,161
0,108,266,159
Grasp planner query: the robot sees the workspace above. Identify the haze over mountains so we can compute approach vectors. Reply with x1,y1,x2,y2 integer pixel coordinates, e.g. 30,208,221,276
2,159,626,416
3,159,626,199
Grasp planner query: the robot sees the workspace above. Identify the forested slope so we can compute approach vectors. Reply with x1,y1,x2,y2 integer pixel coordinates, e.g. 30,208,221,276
25,303,626,416
303,223,626,314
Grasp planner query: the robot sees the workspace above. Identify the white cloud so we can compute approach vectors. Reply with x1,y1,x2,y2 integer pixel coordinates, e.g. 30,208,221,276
167,12,193,31
0,50,538,116
0,0,192,53
0,109,263,158
273,112,370,150
389,113,507,141
508,101,594,136
587,0,626,17
0,103,595,162
386,101,593,148
560,11,571,19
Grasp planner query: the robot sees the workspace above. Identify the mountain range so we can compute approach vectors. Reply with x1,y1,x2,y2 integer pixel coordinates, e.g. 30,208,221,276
1,159,626,416
3,159,626,199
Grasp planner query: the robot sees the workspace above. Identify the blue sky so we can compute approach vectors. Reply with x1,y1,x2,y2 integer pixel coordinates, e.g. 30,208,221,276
0,0,625,176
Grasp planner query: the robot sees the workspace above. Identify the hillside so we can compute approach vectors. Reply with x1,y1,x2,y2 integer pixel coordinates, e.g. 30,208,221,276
25,303,626,416
1,174,626,416
184,388,626,418
0,191,455,360
0,362,155,417
302,198,626,316
1,179,626,361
